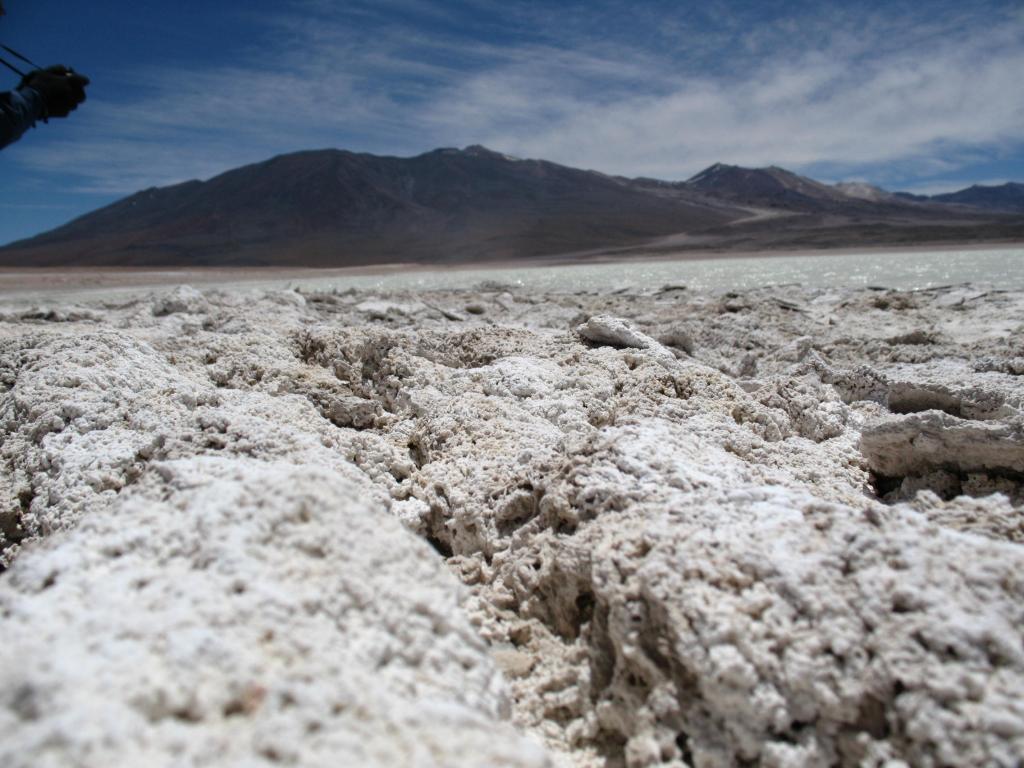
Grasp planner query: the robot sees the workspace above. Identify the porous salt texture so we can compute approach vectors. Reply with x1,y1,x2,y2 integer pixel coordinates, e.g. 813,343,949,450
1,281,1023,767
0,460,549,768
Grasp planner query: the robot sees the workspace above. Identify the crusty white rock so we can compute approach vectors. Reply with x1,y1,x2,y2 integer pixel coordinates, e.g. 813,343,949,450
1,281,1022,768
0,459,549,768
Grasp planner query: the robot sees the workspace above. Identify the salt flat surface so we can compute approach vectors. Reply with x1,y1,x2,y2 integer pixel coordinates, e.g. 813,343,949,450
1,279,1022,767
1,246,1021,306
293,246,1024,295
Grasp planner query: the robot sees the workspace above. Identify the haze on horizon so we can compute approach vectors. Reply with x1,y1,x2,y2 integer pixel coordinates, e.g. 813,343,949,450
1,0,1022,245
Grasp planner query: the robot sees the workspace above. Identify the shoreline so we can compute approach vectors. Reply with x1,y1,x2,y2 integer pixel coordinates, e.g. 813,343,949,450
0,240,1021,296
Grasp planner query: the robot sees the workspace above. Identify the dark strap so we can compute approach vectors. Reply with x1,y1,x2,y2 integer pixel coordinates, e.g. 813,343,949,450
0,43,41,70
0,54,26,77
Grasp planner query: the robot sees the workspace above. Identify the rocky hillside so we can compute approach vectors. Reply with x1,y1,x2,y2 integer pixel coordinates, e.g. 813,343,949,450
2,147,1022,267
0,147,742,267
685,162,855,208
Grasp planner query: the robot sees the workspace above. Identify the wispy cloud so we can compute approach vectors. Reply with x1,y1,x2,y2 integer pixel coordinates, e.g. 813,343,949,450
11,0,1024,195
422,6,1024,181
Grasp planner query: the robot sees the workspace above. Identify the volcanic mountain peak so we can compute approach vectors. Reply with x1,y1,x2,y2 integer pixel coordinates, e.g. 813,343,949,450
461,144,523,162
684,162,849,206
0,146,745,267
686,162,756,183
417,145,524,164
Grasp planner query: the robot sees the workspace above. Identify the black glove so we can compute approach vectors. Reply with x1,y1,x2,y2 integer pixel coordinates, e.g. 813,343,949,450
21,65,89,118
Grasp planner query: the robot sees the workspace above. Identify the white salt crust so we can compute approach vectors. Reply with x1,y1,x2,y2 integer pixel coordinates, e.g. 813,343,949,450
1,281,1022,767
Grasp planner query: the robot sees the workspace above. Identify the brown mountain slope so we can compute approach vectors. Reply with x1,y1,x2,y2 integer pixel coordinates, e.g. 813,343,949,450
2,147,1021,267
0,146,745,267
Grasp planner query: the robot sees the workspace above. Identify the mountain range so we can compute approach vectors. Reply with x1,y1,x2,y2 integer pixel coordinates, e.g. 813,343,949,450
1,146,1022,267
895,182,1024,210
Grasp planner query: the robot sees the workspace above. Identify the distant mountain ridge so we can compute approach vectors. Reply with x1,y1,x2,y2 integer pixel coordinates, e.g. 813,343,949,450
685,162,853,207
895,182,1024,212
1,147,1021,267
683,163,1023,212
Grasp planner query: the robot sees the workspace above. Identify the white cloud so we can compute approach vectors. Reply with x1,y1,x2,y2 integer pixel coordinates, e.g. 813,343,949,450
421,15,1024,182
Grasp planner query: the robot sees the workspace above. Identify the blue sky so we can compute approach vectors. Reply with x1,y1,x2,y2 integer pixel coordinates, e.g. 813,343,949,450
1,0,1023,245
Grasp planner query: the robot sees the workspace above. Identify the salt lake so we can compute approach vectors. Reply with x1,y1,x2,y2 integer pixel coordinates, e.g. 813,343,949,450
1,246,1021,305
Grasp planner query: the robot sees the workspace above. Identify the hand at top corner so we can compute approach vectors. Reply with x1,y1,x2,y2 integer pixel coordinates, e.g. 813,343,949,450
21,65,90,118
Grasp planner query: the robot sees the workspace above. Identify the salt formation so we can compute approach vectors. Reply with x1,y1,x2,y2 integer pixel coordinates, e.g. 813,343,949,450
1,280,1022,767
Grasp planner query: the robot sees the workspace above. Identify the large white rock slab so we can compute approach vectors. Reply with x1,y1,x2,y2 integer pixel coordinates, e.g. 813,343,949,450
0,459,549,768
